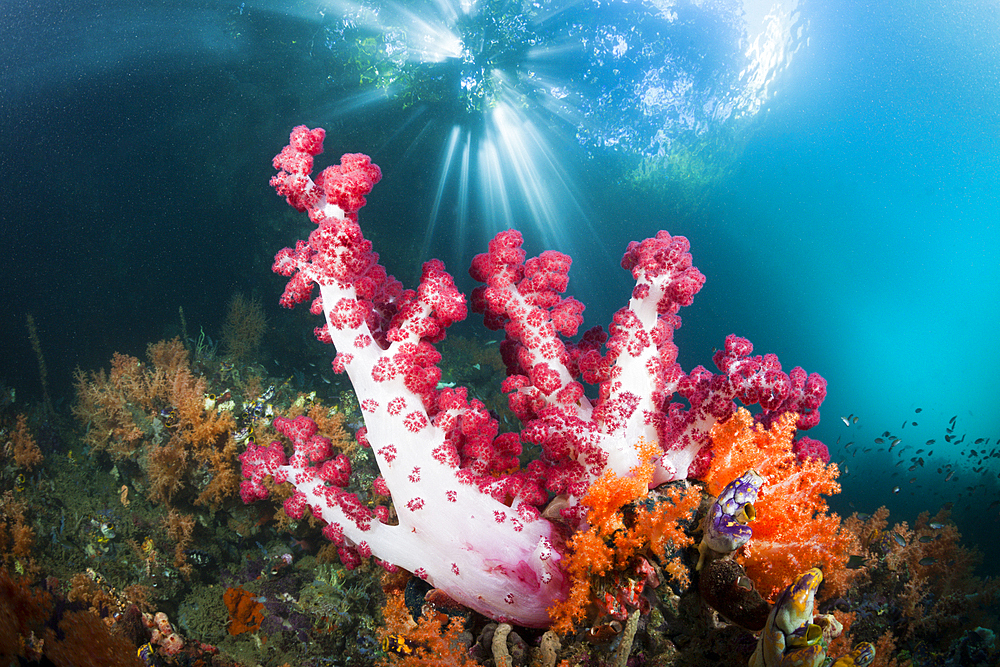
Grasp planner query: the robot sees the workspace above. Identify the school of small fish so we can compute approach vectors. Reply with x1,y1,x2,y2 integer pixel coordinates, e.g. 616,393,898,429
835,407,999,522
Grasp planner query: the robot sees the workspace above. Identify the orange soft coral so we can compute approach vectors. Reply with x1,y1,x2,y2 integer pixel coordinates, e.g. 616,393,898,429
73,338,238,510
702,409,799,497
706,408,858,601
886,508,981,594
632,486,701,576
1,569,143,667
860,507,997,639
6,415,43,470
584,437,659,536
163,510,196,577
547,438,699,634
0,491,38,575
377,591,476,667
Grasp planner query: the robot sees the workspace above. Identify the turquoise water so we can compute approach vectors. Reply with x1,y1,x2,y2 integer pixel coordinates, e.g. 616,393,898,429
1,0,998,575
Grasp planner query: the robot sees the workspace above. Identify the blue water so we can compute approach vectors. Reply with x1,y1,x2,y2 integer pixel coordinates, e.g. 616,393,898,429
2,0,998,558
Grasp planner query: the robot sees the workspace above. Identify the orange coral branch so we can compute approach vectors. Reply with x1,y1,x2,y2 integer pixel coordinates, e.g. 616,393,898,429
7,415,43,470
706,409,859,601
73,338,239,510
547,438,699,634
377,591,476,667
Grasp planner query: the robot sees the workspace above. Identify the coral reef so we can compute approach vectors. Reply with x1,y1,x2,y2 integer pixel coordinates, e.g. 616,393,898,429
377,589,477,667
73,338,238,510
827,506,999,666
5,414,43,470
0,568,143,667
3,330,997,667
1,131,996,667
548,438,701,634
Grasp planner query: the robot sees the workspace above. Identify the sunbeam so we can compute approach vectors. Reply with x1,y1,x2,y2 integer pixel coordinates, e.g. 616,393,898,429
305,0,805,270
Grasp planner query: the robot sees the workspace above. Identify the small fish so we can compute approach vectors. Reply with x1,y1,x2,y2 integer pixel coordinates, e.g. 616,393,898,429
911,421,918,426
892,533,906,547
846,555,867,569
856,513,871,521
736,576,754,591
918,557,937,566
841,416,850,426
891,438,902,447
928,522,945,529
926,439,936,445
918,535,933,543
975,438,985,444
893,486,900,493
853,415,859,424
875,438,885,444
945,470,955,481
915,407,922,413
